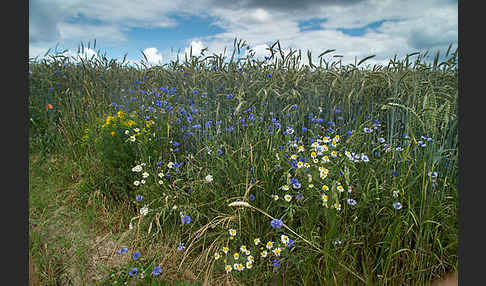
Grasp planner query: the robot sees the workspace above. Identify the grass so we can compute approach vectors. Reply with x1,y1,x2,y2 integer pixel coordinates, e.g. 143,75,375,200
29,39,458,285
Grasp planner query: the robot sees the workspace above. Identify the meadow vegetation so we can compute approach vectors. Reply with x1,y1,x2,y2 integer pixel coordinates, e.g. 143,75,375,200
29,39,458,285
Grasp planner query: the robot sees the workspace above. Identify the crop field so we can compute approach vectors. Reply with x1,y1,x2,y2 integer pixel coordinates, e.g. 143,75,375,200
28,40,458,285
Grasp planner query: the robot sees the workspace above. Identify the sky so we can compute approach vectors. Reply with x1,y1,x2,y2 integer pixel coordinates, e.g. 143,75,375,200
29,0,458,67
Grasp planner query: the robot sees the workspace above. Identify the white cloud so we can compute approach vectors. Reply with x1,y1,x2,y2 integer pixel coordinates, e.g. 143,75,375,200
252,8,270,22
29,0,457,67
184,40,206,57
141,47,163,66
246,44,271,60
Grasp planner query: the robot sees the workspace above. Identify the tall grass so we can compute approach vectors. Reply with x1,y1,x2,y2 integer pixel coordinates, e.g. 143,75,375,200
29,39,458,285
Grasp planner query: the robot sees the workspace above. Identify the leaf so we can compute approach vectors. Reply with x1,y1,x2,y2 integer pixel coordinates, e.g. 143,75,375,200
357,55,376,66
318,49,336,58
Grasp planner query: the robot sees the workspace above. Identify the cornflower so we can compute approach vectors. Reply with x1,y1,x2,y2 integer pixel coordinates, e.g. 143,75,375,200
270,219,283,229
152,266,162,276
181,215,191,224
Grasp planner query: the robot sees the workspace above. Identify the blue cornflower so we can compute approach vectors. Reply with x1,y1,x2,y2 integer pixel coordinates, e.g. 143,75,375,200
392,171,399,176
217,149,223,155
267,73,272,78
270,219,283,229
249,194,255,201
347,198,357,206
171,141,180,147
361,154,370,162
393,202,403,210
132,251,141,260
347,130,353,135
296,193,304,201
192,124,201,129
193,90,198,95
328,121,335,126
181,215,191,225
152,266,162,276
136,195,144,202
129,267,138,277
273,259,281,269
335,109,342,114
291,104,298,110
287,239,294,249
177,243,186,251
248,113,255,121
363,127,372,133
117,247,128,254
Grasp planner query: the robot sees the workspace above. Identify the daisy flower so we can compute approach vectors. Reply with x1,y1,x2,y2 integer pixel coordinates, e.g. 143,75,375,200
337,185,344,193
281,185,290,191
246,261,253,269
330,151,338,158
321,185,329,192
233,253,239,260
158,172,164,178
290,154,298,160
214,252,221,260
132,165,143,172
248,255,255,263
237,263,245,271
229,229,237,236
261,250,268,258
266,241,274,249
133,180,140,186
140,206,149,216
142,172,149,178
129,136,136,142
281,235,289,245
334,202,341,211
222,246,229,254
284,194,292,202
205,174,213,183
321,193,328,202
272,247,282,257
240,245,248,253
225,265,232,273
254,238,261,246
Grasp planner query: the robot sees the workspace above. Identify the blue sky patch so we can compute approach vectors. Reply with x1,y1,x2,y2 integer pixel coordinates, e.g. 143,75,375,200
298,18,328,32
